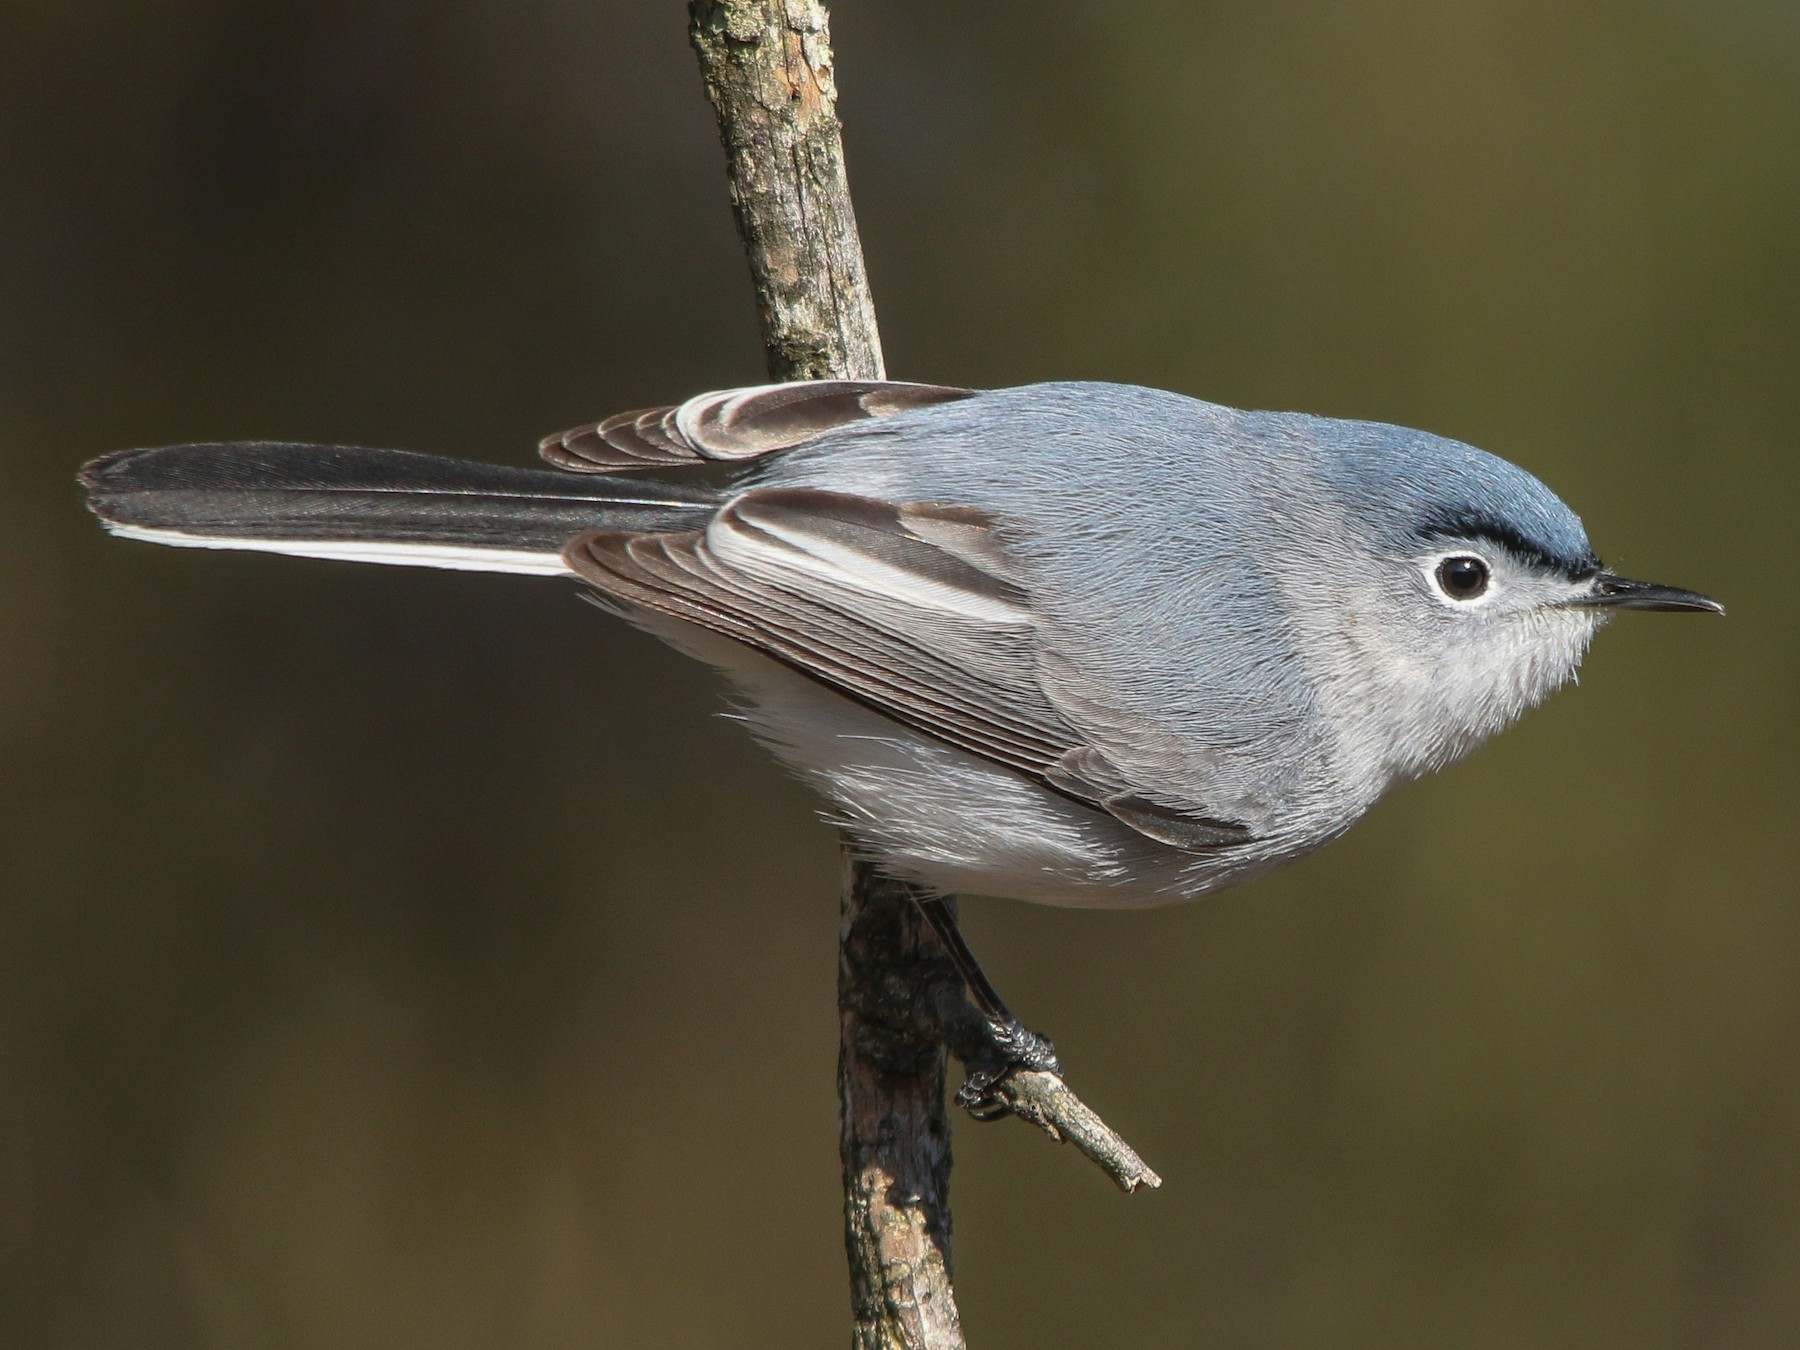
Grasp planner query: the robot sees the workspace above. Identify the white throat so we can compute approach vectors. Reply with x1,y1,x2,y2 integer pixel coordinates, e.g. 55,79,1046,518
1296,574,1604,805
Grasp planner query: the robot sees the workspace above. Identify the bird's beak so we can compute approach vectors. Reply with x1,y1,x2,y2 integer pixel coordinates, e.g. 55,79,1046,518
1573,571,1724,615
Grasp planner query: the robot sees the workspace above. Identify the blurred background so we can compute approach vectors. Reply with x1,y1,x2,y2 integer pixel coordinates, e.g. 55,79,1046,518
2,1,1794,1345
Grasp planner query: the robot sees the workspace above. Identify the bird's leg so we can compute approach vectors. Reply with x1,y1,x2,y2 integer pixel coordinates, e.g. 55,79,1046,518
915,896,1062,1117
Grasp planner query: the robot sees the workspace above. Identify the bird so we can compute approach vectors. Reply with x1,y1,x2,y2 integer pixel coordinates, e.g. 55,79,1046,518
81,379,1721,1076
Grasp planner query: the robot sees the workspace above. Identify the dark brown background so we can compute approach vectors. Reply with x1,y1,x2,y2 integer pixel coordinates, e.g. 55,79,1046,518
3,2,1794,1345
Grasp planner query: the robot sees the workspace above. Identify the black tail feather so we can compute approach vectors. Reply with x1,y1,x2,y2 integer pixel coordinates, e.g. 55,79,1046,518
81,442,719,564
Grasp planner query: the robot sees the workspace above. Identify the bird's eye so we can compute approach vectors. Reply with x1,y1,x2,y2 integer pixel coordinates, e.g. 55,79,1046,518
1434,555,1490,600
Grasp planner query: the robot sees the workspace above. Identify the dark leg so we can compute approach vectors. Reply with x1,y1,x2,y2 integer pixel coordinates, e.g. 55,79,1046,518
915,897,1062,1115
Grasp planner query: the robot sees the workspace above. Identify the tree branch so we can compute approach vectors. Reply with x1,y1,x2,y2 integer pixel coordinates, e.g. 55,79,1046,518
688,0,883,384
689,6,959,1345
687,4,1157,1344
837,861,965,1349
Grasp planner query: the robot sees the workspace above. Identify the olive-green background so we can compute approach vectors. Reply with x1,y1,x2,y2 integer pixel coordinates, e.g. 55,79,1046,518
3,3,1792,1346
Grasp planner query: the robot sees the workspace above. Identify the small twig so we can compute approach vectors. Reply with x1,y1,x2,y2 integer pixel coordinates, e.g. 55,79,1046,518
915,897,1161,1191
971,1072,1163,1193
925,972,1162,1194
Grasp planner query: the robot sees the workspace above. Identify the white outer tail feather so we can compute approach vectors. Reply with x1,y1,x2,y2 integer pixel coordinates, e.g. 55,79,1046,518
104,522,574,576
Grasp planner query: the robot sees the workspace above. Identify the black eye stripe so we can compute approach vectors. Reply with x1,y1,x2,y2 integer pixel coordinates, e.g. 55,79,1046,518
1418,513,1601,580
1435,555,1490,600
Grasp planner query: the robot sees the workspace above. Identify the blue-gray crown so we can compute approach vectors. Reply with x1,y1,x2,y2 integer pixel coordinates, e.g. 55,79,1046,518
1311,417,1600,579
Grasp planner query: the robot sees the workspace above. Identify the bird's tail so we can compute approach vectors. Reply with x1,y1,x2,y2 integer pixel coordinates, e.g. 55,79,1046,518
79,442,719,576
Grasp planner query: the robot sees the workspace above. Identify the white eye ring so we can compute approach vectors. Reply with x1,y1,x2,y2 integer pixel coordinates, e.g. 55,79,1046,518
1429,553,1493,603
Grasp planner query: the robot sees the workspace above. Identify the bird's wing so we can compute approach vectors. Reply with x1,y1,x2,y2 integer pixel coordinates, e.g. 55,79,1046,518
539,381,977,471
563,487,1253,852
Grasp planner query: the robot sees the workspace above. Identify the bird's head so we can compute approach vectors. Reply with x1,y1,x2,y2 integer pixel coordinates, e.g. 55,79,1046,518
1298,419,1721,781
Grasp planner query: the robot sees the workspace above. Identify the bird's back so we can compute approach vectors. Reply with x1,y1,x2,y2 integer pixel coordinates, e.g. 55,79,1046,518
756,383,1353,838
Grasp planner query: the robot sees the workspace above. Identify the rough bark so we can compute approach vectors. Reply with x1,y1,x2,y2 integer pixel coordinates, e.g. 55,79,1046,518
837,862,966,1349
689,0,885,384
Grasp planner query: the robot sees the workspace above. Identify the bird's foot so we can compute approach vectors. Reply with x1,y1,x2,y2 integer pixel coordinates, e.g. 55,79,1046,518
955,1017,1061,1120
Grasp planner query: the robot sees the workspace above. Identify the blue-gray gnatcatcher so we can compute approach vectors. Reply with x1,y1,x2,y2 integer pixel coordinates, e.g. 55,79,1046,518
80,380,1720,1043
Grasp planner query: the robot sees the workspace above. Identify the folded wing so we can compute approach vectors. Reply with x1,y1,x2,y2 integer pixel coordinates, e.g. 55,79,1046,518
564,487,1253,851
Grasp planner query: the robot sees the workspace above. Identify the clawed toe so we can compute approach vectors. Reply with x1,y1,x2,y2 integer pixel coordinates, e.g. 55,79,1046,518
956,1082,1015,1120
912,896,1066,1120
984,1018,1060,1076
953,1016,1061,1118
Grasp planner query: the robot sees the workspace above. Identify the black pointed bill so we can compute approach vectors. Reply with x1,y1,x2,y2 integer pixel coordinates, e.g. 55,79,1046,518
1573,571,1724,615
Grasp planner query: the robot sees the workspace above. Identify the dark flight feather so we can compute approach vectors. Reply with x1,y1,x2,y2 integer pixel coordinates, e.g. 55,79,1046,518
539,380,977,472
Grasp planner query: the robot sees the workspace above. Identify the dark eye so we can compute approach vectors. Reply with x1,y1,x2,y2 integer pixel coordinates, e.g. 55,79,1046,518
1434,555,1490,600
